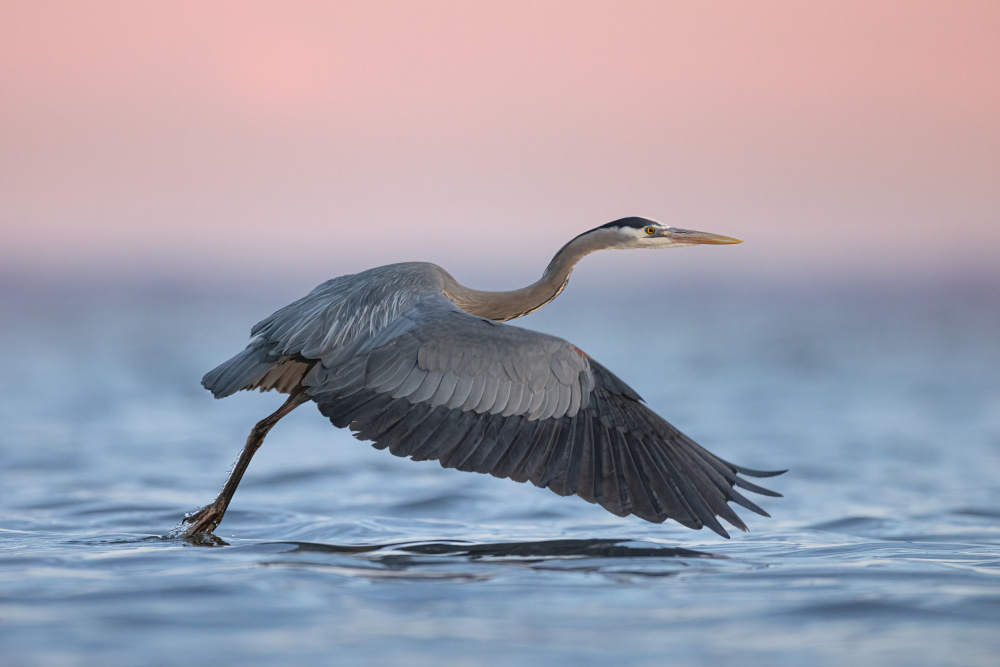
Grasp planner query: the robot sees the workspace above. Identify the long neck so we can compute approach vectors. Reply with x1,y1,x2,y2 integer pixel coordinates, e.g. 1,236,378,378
442,228,621,321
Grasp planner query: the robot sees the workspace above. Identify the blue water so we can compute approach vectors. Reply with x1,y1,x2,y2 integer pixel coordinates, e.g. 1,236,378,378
2,278,999,666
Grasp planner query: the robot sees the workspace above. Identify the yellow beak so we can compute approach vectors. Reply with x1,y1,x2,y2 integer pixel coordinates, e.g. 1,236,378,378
666,228,743,245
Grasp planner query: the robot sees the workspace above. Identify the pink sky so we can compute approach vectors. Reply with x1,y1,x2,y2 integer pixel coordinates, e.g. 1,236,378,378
1,1,998,286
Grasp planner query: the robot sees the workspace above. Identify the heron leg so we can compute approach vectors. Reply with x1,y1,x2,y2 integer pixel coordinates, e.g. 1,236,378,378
183,392,307,539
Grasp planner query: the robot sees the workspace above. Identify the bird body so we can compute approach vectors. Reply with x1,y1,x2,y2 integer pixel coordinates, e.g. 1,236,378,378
183,217,782,540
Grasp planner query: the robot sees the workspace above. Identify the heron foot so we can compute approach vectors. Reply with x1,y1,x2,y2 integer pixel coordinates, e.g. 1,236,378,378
182,504,224,539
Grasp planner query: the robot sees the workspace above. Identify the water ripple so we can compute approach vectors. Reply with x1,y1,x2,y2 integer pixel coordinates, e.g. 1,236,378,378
3,286,1000,665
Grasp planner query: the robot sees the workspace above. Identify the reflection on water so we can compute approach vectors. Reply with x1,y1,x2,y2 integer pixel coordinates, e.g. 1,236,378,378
1,280,999,666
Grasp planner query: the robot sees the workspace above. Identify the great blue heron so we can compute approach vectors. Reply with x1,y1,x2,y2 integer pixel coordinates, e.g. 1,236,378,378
183,217,783,539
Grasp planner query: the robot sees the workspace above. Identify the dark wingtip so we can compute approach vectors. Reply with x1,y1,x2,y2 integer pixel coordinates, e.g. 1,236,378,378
732,477,783,498
707,523,732,539
728,487,771,518
732,465,788,478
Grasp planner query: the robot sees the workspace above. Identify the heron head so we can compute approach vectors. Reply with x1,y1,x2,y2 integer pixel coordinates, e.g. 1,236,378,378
597,216,742,249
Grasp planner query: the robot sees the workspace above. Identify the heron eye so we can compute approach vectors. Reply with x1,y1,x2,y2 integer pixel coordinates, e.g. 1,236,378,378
645,226,656,235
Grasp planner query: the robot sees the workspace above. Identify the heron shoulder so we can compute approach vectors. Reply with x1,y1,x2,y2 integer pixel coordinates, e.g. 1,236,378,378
243,261,450,363
297,262,447,299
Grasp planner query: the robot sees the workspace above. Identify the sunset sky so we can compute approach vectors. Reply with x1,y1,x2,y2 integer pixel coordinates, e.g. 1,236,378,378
1,1,998,287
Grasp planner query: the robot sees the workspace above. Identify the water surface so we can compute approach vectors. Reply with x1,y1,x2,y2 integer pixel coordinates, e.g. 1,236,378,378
1,279,998,666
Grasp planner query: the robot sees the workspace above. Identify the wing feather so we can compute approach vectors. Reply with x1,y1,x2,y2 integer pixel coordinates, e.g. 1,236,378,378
487,377,513,415
391,366,428,399
437,417,487,468
429,372,459,408
571,416,596,503
509,419,559,484
476,416,530,474
444,374,474,410
473,375,501,414
441,412,495,470
460,374,488,411
367,349,416,393
538,418,577,493
595,423,626,516
406,370,444,404
491,419,539,480
413,409,479,463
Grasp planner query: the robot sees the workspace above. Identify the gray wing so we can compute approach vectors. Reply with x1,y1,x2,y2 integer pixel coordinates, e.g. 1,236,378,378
202,263,446,398
309,293,782,537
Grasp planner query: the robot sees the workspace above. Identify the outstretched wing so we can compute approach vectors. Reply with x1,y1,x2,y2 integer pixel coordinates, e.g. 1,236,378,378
308,293,782,537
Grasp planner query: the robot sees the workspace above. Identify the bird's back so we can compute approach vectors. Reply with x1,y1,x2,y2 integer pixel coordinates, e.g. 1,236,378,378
202,262,448,398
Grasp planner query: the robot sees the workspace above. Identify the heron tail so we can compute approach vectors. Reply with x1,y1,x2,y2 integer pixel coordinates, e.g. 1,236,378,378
201,340,275,398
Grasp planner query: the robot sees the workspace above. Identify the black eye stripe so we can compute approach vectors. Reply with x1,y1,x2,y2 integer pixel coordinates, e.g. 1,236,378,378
597,216,658,230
